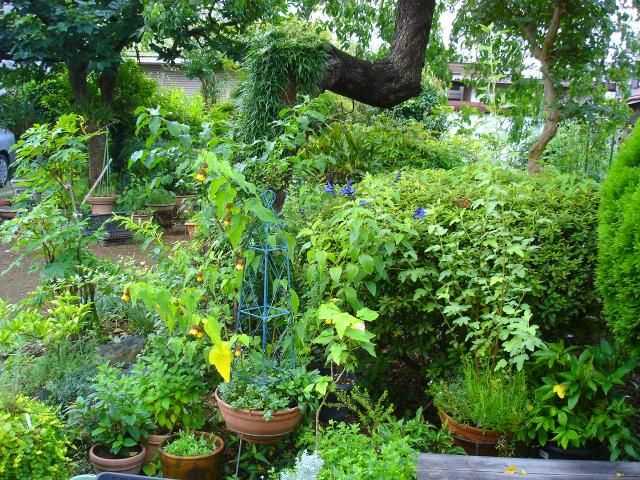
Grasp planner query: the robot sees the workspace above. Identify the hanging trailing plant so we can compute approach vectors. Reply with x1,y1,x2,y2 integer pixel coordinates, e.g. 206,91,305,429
236,19,330,142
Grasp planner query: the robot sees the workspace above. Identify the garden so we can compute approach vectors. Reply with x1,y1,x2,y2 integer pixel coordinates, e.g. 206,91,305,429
0,1,639,479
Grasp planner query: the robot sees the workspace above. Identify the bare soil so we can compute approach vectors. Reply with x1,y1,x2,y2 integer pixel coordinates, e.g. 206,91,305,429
0,231,185,304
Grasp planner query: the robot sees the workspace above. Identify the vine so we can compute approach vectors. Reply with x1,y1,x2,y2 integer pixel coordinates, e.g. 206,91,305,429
236,19,330,142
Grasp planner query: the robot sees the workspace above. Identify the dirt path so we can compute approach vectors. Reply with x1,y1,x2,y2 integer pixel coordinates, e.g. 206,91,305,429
0,232,185,304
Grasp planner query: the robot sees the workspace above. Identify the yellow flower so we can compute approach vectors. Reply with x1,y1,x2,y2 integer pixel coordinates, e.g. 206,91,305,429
189,326,203,338
505,466,518,474
324,319,332,325
196,272,203,283
121,290,130,302
195,170,207,182
553,384,567,399
235,259,245,271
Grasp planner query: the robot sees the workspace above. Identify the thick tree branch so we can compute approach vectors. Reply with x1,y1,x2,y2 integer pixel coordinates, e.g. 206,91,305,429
541,2,563,59
321,0,436,108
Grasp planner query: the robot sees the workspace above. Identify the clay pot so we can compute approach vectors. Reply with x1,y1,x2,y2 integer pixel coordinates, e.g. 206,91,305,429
438,410,506,456
146,203,176,214
144,433,170,465
184,222,196,240
89,444,146,474
132,213,152,226
159,432,224,480
0,208,18,219
87,195,118,215
215,388,301,444
0,198,11,207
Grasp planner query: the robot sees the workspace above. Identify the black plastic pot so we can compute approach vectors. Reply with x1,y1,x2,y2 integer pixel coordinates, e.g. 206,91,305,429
539,442,607,460
319,372,356,423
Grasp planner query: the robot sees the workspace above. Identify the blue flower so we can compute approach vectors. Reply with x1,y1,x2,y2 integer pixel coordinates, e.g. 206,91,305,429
341,181,357,197
324,180,335,195
413,207,426,219
359,200,368,207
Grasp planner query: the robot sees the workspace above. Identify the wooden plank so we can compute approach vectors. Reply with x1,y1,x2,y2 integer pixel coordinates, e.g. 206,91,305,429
419,470,640,480
417,454,640,479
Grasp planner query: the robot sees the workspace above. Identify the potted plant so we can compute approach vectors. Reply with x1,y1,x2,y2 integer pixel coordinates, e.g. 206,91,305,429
430,363,531,456
87,187,118,215
117,184,153,225
68,365,155,474
145,187,177,228
518,340,640,461
215,366,327,444
159,430,225,480
145,187,177,214
130,336,207,465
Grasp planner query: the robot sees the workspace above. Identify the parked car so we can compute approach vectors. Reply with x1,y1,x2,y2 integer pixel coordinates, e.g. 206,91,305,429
0,128,15,187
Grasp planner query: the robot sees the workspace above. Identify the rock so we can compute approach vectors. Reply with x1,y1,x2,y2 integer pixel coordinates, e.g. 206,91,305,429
99,335,146,365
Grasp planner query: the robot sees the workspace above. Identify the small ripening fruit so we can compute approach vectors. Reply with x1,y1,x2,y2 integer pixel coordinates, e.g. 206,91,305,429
121,289,130,302
235,259,245,271
197,271,203,283
202,162,209,169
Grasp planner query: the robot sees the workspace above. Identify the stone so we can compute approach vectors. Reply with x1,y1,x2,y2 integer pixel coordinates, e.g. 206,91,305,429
98,335,146,365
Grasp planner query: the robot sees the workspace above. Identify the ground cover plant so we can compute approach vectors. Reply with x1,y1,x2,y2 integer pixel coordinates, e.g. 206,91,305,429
1,1,639,478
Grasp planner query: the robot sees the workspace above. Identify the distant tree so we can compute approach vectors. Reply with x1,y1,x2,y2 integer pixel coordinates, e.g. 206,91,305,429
454,0,638,170
0,1,144,185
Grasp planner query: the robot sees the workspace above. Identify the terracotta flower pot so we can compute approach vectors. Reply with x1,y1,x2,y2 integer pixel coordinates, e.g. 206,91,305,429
215,388,301,444
89,444,146,474
159,432,225,480
0,208,18,219
132,213,152,226
0,198,11,207
146,203,176,214
144,433,170,465
184,221,196,240
87,195,118,215
438,409,507,456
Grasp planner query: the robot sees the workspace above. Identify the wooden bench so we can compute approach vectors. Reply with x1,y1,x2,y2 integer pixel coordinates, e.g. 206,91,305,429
417,453,640,479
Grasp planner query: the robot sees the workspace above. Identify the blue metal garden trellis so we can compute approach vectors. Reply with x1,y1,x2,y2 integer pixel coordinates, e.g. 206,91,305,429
235,190,295,383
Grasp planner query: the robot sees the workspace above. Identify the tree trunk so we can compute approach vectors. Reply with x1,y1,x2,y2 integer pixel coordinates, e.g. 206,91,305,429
87,66,120,187
321,0,435,108
68,64,89,105
528,66,561,171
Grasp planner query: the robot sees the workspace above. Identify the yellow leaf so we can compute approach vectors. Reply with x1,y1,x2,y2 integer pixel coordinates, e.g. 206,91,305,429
553,384,567,399
505,466,518,474
209,342,232,383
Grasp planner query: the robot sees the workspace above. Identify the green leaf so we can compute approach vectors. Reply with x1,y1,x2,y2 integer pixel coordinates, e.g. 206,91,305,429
329,266,342,283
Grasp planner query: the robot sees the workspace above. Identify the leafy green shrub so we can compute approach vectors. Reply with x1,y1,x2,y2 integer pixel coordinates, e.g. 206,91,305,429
146,187,176,205
598,121,640,356
132,336,207,433
69,364,154,456
306,410,458,480
390,78,450,134
519,340,639,460
302,115,471,178
430,364,530,432
163,431,218,457
298,164,600,375
0,396,70,480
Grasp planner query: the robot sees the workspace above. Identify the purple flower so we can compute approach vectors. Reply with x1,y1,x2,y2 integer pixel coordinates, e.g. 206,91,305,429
413,207,426,219
359,200,368,207
341,181,357,197
324,180,335,195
